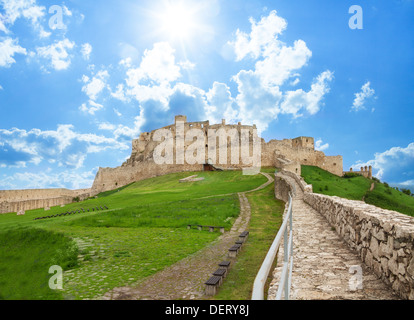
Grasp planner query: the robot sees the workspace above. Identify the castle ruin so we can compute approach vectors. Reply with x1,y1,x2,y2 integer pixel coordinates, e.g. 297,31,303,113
1,115,343,214
91,115,343,194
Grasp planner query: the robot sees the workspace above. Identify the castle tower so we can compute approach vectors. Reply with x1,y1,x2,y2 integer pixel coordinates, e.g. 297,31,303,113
175,115,187,123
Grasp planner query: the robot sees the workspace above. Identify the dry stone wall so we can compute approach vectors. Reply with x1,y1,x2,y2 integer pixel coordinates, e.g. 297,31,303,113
304,192,414,300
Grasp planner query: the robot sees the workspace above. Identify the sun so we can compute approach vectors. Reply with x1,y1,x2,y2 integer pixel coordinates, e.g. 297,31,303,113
156,2,198,41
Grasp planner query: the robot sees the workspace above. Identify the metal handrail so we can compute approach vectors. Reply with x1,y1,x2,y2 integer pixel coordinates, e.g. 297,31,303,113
252,193,294,300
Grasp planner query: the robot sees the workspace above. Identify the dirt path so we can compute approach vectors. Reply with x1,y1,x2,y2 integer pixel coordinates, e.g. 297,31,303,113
99,173,274,300
268,172,399,300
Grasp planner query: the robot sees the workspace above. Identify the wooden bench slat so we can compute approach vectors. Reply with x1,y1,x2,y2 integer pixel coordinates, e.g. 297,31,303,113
205,276,221,286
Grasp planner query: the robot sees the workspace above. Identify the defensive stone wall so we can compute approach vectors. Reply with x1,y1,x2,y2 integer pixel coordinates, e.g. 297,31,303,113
0,188,91,214
274,172,296,202
304,192,414,300
1,115,344,213
279,170,313,193
91,115,343,195
344,166,373,179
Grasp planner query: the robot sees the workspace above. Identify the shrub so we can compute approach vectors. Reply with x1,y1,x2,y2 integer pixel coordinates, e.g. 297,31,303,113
343,172,360,179
402,188,412,196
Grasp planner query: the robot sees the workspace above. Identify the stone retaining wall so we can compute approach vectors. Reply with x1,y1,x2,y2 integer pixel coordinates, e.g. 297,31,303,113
304,192,414,300
274,172,295,202
279,170,313,193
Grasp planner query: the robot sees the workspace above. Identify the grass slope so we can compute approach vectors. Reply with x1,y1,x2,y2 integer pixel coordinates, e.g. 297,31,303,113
301,165,414,217
0,170,267,300
0,228,78,300
213,180,284,300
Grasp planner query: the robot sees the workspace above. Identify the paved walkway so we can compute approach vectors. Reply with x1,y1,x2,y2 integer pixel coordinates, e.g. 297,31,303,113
268,173,399,300
100,173,273,300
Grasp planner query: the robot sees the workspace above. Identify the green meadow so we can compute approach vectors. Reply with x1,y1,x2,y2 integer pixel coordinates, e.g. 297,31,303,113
0,170,272,300
301,165,414,217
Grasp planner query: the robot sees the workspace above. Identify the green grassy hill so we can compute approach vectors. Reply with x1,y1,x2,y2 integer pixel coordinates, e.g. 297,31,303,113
301,165,414,217
0,170,276,300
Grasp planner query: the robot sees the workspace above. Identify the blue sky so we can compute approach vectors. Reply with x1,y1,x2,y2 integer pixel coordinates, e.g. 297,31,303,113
0,0,413,191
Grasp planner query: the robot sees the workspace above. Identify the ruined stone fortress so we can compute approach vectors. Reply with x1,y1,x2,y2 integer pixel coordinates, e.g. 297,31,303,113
0,115,343,214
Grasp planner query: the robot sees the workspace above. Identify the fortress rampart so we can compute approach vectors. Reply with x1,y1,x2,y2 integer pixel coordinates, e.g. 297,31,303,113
344,166,373,179
1,115,343,214
91,115,343,195
0,188,91,215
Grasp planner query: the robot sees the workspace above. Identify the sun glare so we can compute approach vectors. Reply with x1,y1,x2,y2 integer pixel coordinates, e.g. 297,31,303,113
157,2,198,40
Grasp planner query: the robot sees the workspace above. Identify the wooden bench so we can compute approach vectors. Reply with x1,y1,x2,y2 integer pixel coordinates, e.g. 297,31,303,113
213,268,227,280
239,231,249,243
205,276,222,296
228,245,241,258
219,261,231,270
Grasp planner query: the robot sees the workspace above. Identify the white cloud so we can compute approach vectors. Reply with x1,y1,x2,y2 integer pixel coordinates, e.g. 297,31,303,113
0,169,97,190
36,38,75,70
229,10,311,87
352,81,376,111
230,10,287,61
81,69,109,101
79,100,104,115
81,43,92,60
0,37,27,67
206,81,238,124
255,39,312,87
110,84,129,102
0,13,9,33
119,57,132,68
126,42,181,85
291,78,300,86
98,123,116,131
233,70,283,132
178,60,195,70
112,112,145,140
113,108,122,117
0,125,128,170
280,70,334,117
214,10,329,131
0,0,50,38
315,139,329,152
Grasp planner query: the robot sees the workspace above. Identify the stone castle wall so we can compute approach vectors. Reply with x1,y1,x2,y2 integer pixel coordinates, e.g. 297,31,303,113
304,193,414,300
274,172,414,300
0,188,90,214
91,115,343,195
1,115,344,213
344,166,373,179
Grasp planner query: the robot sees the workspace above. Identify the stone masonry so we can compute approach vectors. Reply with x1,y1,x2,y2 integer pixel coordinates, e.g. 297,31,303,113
304,192,414,299
271,169,413,300
91,115,343,195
